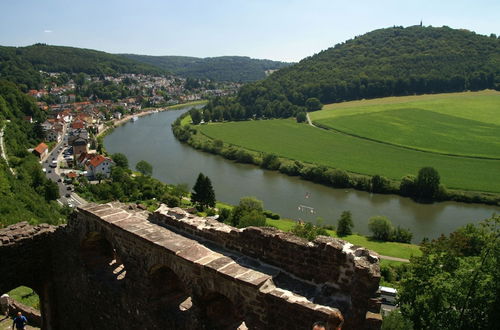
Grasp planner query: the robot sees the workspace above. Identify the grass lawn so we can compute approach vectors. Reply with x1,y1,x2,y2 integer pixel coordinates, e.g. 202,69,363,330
8,286,39,309
311,90,500,159
265,218,421,260
198,119,500,192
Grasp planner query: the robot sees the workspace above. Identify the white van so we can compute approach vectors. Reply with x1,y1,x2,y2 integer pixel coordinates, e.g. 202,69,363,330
379,286,397,305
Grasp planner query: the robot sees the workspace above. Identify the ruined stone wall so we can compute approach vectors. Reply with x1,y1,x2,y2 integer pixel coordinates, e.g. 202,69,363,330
0,203,382,329
151,206,382,328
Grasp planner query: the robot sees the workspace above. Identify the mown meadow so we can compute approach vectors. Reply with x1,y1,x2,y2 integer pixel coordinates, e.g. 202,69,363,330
197,91,500,193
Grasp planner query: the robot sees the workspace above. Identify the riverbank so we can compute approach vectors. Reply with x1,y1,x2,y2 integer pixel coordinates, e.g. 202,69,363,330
97,100,207,139
173,112,500,206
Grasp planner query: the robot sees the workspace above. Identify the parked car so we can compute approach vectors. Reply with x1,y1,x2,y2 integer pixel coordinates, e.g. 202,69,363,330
65,193,71,198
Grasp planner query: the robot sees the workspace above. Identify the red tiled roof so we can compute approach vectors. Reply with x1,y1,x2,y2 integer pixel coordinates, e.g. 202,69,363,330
33,142,48,155
89,155,106,167
67,172,78,178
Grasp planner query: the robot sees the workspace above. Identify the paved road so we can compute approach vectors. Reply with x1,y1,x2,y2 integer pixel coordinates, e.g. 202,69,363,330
41,126,85,208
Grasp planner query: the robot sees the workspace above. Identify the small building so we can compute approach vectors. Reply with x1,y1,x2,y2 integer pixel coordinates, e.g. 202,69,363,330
32,142,48,160
72,137,88,159
85,155,114,179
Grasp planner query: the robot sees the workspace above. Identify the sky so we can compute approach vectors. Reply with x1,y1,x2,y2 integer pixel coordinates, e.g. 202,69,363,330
1,0,499,62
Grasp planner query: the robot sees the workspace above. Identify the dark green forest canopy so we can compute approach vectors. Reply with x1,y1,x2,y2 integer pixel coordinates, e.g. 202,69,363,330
205,26,500,120
119,54,292,82
0,80,65,227
0,44,166,89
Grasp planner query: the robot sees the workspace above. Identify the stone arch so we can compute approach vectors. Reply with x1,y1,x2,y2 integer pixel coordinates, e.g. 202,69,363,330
80,231,126,281
198,292,244,330
148,265,191,311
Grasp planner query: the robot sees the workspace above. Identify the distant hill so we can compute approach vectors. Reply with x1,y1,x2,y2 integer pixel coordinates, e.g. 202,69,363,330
119,54,292,82
207,25,500,120
0,44,165,89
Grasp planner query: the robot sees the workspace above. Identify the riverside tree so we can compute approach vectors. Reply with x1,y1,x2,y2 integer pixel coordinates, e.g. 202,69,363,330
336,211,354,236
136,160,153,176
416,166,440,200
399,215,500,329
191,173,216,209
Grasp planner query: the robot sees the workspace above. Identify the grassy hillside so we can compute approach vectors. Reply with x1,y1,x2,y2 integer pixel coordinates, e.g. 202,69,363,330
0,44,165,89
119,54,291,82
197,93,500,193
310,90,500,159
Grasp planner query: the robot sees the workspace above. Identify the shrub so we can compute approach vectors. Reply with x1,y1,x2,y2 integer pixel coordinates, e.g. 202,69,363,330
296,112,307,123
261,153,281,170
368,216,393,241
292,222,328,241
263,210,280,219
239,210,266,228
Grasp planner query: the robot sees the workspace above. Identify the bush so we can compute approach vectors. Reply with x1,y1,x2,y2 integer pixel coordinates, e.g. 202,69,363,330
390,226,413,243
372,175,391,193
399,175,416,197
218,208,231,223
261,153,281,170
291,222,328,241
368,216,393,241
296,112,307,123
239,210,266,228
263,210,280,219
325,169,350,188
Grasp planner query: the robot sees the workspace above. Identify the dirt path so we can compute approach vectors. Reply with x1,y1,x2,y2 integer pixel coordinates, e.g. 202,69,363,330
379,255,410,262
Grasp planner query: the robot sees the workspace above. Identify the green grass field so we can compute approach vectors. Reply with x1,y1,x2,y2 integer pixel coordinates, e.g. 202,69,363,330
265,218,421,260
8,286,39,309
199,118,500,192
311,90,500,159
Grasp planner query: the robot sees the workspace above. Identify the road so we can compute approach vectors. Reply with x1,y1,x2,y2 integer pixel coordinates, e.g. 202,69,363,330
41,125,86,208
0,121,15,175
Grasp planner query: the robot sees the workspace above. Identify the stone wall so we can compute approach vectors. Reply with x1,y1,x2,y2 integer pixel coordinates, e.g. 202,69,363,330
0,203,382,329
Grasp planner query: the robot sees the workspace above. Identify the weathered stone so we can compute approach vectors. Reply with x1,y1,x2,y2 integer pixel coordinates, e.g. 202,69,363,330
0,202,381,329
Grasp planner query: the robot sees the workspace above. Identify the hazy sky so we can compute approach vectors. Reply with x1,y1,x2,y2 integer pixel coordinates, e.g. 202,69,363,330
1,0,499,62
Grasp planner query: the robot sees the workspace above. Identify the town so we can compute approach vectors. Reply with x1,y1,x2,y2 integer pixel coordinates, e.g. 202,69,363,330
28,71,239,207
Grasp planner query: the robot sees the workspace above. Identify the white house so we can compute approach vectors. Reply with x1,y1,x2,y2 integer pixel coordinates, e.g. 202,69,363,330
86,155,115,179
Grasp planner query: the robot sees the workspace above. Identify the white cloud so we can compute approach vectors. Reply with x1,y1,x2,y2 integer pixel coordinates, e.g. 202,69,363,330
44,30,53,33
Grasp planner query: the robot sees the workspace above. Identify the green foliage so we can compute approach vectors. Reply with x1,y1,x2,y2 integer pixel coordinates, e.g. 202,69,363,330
261,153,281,170
217,207,231,223
372,175,391,193
296,112,307,123
415,167,440,200
381,311,413,330
399,175,416,197
238,210,266,228
399,216,500,329
368,216,413,243
305,97,322,111
0,82,65,228
202,26,500,122
111,153,129,169
190,109,202,125
369,216,393,241
136,160,153,176
190,173,216,209
119,54,291,82
291,222,328,241
0,44,164,88
263,210,280,220
161,193,180,207
230,196,264,227
337,211,354,236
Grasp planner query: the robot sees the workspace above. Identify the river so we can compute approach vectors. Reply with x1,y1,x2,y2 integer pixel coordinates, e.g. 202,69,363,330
104,106,499,242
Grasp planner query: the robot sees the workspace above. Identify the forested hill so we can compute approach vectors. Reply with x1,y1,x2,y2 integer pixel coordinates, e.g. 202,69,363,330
211,26,500,119
0,44,165,89
119,54,292,82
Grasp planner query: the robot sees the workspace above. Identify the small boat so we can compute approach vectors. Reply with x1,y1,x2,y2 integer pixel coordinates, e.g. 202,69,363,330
131,116,139,122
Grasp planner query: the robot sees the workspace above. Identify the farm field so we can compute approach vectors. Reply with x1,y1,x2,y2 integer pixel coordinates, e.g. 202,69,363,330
310,90,500,158
198,119,500,193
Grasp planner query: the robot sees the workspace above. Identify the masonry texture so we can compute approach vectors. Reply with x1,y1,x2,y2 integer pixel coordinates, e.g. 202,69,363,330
0,203,382,329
